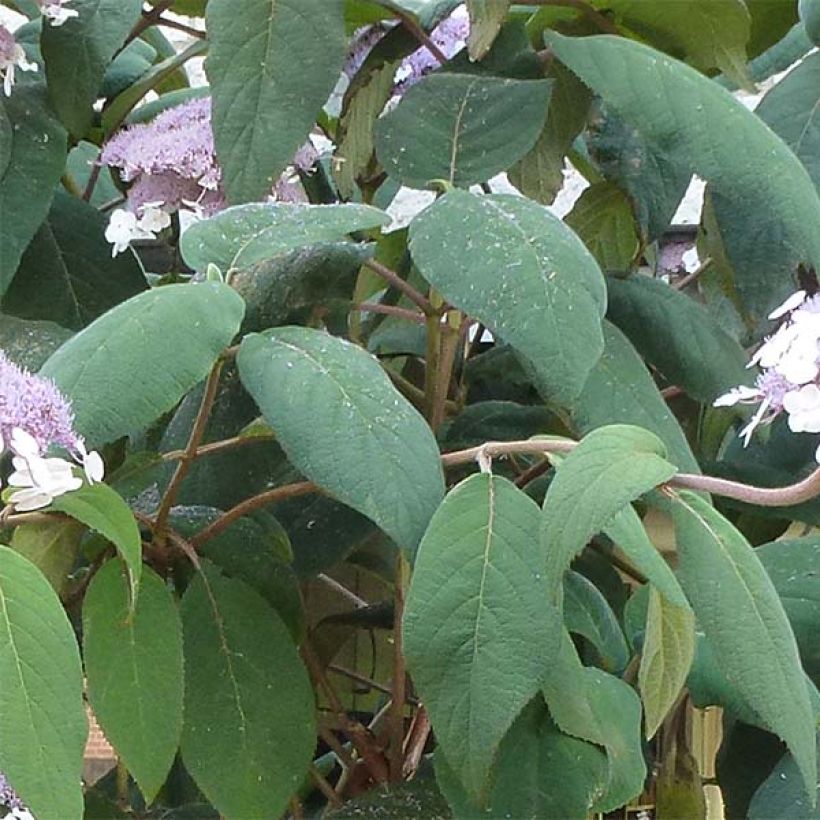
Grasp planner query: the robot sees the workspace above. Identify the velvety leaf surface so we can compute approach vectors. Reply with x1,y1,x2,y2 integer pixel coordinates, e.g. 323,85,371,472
206,0,346,202
0,546,86,820
403,473,560,803
748,735,820,819
3,190,147,330
181,563,315,818
180,202,388,274
41,0,143,137
238,327,444,551
638,587,696,737
549,32,820,322
542,424,676,602
409,190,606,405
9,519,83,595
83,561,183,803
40,282,245,447
672,491,817,797
375,74,551,188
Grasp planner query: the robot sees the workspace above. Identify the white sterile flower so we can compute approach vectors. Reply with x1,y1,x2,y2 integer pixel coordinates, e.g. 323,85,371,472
776,331,820,385
0,30,38,97
137,203,171,234
769,289,807,319
9,427,41,459
749,322,801,369
713,385,760,407
40,0,79,26
7,454,82,511
105,209,146,256
783,384,820,433
75,440,104,484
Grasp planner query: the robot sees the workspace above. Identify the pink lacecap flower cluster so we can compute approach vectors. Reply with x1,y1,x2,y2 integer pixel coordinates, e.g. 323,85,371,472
715,290,820,462
0,351,103,510
343,4,470,93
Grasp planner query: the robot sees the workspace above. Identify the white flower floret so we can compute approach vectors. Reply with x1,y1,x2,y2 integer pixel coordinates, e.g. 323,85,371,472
768,289,807,319
40,0,79,26
783,384,820,433
0,26,38,97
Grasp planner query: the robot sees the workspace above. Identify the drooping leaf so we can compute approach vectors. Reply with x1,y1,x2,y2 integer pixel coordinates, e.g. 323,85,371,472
565,182,640,271
374,73,552,188
541,424,676,602
206,0,346,202
755,51,820,190
436,698,609,819
9,518,84,595
238,326,444,551
50,483,142,605
40,282,245,447
563,570,630,674
3,190,147,330
181,562,315,818
409,189,606,405
748,734,820,819
571,320,700,472
180,202,388,274
638,587,695,738
41,0,143,137
671,490,817,797
403,473,560,802
548,32,820,323
0,81,67,296
83,561,183,803
606,274,750,403
0,546,87,820
465,0,511,59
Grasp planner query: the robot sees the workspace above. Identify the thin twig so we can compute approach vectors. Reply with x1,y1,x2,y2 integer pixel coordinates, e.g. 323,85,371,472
190,481,317,547
328,664,414,703
82,161,102,203
318,725,356,771
402,708,431,779
154,361,224,538
318,575,369,608
673,256,713,291
354,302,426,324
363,259,435,316
514,457,553,488
388,555,408,782
156,15,206,39
118,0,176,55
376,2,449,63
161,432,274,463
310,765,343,808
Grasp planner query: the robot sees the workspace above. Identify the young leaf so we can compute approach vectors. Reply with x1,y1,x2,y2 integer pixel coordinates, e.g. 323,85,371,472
403,473,560,803
564,570,630,673
83,561,183,804
2,190,148,331
40,282,245,447
206,0,346,202
435,698,609,819
9,518,84,595
606,275,750,404
180,202,389,274
0,83,67,297
548,32,820,323
541,424,676,602
571,321,700,473
237,327,444,551
466,0,512,59
672,490,817,798
638,587,695,738
375,74,552,188
0,546,87,820
181,562,316,818
41,0,143,137
50,483,142,605
409,190,606,405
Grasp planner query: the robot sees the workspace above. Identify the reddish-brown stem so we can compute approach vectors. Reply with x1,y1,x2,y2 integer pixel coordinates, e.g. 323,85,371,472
354,303,426,324
388,555,409,782
161,433,274,463
363,259,435,316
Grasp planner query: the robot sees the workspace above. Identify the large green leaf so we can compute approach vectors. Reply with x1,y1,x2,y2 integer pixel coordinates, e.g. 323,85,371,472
180,202,388,274
41,0,143,137
206,0,346,202
756,51,820,190
83,561,183,803
671,490,817,797
237,326,444,551
749,735,820,819
0,315,72,371
374,74,552,188
0,546,86,820
758,536,820,681
40,282,245,447
638,587,695,738
606,275,750,403
403,473,560,803
571,321,700,472
541,424,676,602
549,32,820,323
541,631,647,811
50,483,142,606
409,189,606,405
181,562,315,818
9,519,84,595
436,698,609,819
3,190,147,330
0,82,67,297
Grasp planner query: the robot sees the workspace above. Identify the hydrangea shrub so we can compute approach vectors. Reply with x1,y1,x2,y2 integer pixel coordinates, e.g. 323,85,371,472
0,0,819,817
